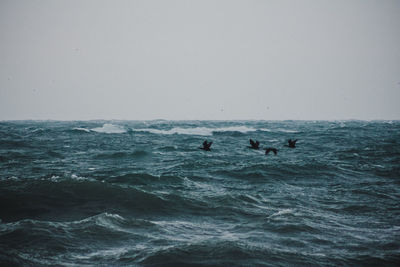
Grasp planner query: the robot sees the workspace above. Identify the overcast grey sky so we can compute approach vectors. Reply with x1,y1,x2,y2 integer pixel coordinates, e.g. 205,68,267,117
1,0,399,120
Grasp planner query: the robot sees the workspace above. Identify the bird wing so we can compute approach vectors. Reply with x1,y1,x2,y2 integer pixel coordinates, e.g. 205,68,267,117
203,140,208,148
265,148,278,155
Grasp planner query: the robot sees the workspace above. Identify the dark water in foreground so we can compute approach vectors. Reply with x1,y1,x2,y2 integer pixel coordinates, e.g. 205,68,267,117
0,120,399,266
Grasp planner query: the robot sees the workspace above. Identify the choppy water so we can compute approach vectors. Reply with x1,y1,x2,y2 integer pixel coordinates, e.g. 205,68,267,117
1,120,399,266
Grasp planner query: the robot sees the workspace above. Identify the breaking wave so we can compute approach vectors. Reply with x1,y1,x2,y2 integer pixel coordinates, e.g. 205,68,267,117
91,124,127,134
132,126,264,136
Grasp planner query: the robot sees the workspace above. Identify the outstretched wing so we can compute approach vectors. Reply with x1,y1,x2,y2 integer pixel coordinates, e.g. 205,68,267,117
265,148,278,155
203,140,208,148
207,142,213,149
288,139,297,147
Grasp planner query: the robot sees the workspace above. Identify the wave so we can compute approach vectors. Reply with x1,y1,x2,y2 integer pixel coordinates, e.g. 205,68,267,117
91,124,126,134
68,124,298,136
139,240,257,266
0,178,171,222
138,240,319,266
0,151,30,161
71,127,91,133
276,128,300,133
269,208,295,218
70,124,126,134
104,173,183,187
0,212,156,265
93,150,149,160
0,140,31,149
132,126,264,136
130,126,301,136
0,175,215,222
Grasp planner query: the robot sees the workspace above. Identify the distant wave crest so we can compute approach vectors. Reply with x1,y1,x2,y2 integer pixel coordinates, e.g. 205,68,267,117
133,126,264,136
72,127,91,133
91,124,127,134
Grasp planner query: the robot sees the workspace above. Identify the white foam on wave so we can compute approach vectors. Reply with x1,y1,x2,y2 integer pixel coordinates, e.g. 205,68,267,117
269,209,295,217
71,212,125,225
91,124,126,134
47,174,94,182
259,128,272,132
72,127,91,133
72,247,131,260
133,126,261,136
4,176,19,181
276,129,299,133
100,212,125,221
31,128,44,133
215,126,259,133
71,174,91,181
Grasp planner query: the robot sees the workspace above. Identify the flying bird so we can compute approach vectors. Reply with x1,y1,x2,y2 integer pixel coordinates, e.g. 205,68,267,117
265,147,278,155
287,139,298,148
249,139,260,149
200,140,213,151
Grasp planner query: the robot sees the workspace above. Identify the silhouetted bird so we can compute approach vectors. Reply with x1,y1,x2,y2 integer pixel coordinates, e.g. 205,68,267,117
200,140,213,151
265,147,278,155
287,139,298,148
249,139,260,149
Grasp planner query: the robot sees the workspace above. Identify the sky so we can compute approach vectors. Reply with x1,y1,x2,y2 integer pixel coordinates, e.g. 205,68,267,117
0,0,399,120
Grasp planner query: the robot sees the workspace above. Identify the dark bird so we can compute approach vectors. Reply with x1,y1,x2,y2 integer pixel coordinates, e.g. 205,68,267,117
200,140,213,151
265,147,278,155
249,139,260,149
287,139,298,148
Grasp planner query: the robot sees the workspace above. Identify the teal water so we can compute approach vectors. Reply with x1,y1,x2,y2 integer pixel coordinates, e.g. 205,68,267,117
1,120,399,266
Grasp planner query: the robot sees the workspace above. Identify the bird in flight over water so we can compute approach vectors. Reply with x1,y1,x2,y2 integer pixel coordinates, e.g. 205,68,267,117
265,147,278,155
200,140,213,151
249,139,260,149
287,139,298,148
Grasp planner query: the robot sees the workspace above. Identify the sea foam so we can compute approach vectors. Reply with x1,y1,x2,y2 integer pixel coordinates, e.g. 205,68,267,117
72,127,91,133
133,126,262,136
91,124,126,134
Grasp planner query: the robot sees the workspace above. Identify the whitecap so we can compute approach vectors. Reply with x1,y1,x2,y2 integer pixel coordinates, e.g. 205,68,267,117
133,126,260,136
213,126,259,133
4,176,19,181
50,175,61,182
133,127,212,136
259,128,272,132
91,124,126,134
269,209,294,217
31,128,44,133
72,127,91,133
71,174,95,181
71,174,85,180
73,247,130,260
276,129,299,133
102,212,125,220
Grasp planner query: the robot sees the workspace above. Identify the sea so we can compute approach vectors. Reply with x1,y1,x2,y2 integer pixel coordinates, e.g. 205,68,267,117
0,120,399,266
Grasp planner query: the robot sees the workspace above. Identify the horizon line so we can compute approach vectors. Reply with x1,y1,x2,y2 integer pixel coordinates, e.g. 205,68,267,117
1,118,399,122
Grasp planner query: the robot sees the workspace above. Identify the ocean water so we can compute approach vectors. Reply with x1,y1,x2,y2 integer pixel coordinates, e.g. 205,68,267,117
0,120,399,266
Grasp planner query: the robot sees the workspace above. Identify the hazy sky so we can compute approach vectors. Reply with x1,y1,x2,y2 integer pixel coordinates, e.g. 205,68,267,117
1,0,399,120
